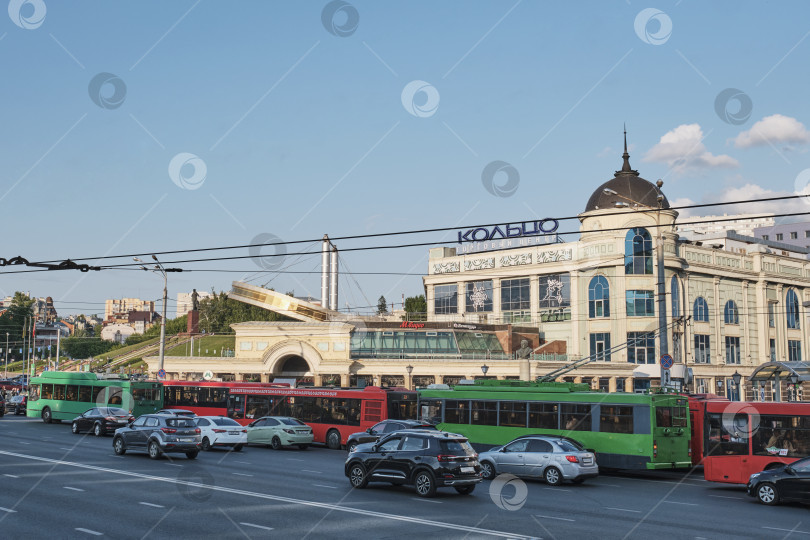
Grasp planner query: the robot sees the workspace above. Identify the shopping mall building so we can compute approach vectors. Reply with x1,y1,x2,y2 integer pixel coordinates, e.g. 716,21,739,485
147,146,810,400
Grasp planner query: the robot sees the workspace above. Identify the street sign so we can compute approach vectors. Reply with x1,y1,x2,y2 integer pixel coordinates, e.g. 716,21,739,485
157,369,166,379
660,354,674,370
203,370,213,381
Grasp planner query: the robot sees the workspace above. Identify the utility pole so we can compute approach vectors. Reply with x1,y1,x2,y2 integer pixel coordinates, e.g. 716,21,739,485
134,255,178,375
655,180,670,389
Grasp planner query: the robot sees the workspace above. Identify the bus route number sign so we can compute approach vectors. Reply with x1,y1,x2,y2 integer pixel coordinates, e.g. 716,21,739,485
660,354,674,370
157,369,167,379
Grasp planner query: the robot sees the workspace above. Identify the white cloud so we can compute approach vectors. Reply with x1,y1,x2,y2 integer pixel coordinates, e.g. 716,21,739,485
643,124,738,172
732,114,810,149
596,146,613,158
675,183,807,219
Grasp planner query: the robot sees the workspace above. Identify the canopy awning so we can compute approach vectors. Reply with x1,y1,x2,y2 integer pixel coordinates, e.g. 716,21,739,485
748,361,810,382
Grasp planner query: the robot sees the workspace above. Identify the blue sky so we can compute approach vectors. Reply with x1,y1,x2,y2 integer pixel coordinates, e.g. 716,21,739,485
2,0,809,316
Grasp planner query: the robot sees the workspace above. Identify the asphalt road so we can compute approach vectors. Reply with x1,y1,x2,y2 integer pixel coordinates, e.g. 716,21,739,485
0,415,808,539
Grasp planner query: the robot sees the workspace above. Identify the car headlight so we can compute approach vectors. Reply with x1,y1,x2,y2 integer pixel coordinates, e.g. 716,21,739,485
749,473,760,480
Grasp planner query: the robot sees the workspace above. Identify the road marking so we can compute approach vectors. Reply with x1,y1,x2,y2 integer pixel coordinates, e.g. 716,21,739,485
0,449,531,540
139,502,165,508
286,458,305,462
59,447,74,451
302,469,322,474
542,487,571,493
165,463,182,467
313,484,337,489
63,486,85,492
18,442,29,445
665,501,698,506
601,484,622,488
605,507,641,513
234,461,251,465
75,528,103,536
535,514,575,522
762,527,810,536
0,507,16,513
3,474,19,478
233,472,253,477
240,522,274,531
411,497,443,504
708,494,743,500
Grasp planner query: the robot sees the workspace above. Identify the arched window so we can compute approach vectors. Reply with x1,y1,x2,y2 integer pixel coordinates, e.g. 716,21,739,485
671,276,680,318
625,228,653,275
588,276,610,318
787,288,801,329
724,300,739,325
693,297,709,322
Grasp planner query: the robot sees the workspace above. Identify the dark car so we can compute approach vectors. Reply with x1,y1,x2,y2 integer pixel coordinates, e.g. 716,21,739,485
345,431,482,498
112,414,201,459
747,456,810,505
345,420,437,453
71,407,134,436
5,395,27,416
0,394,4,417
156,409,197,417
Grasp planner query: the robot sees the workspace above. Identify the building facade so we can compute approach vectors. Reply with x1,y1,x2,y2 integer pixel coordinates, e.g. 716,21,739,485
104,298,154,321
754,220,810,255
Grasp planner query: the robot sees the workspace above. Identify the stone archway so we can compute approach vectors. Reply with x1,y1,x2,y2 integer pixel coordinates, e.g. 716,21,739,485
262,339,324,377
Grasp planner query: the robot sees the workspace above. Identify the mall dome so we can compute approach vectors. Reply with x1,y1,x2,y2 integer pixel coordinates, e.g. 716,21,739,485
584,131,670,213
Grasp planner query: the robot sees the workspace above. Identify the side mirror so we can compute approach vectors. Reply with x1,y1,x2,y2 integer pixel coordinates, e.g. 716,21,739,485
499,447,506,453
786,466,795,475
371,444,378,452
366,428,373,434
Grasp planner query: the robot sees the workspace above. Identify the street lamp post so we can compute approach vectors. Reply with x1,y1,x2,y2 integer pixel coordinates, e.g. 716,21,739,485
481,364,489,379
4,332,8,378
732,370,742,402
789,373,799,402
406,364,413,390
135,255,181,375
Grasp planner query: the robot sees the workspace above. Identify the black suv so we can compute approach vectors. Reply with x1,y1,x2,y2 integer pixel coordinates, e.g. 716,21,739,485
345,420,437,453
113,414,201,459
345,431,481,497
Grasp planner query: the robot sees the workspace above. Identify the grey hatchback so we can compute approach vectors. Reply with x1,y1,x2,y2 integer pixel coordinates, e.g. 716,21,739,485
113,414,202,460
478,435,598,485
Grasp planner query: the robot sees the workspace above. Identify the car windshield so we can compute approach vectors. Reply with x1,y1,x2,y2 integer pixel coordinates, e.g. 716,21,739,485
166,418,196,428
212,418,241,427
280,418,305,426
556,439,585,452
100,408,128,416
439,439,475,455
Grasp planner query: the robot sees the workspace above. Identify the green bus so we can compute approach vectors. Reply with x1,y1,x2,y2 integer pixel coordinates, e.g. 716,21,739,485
417,380,691,470
27,372,163,423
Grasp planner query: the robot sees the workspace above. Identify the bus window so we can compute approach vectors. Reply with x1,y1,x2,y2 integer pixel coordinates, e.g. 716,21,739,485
41,384,53,400
528,403,558,429
655,406,688,428
245,396,270,419
445,400,469,424
389,399,416,420
29,385,40,401
471,401,498,426
227,394,245,419
600,406,634,433
561,404,592,431
706,413,747,456
92,386,104,404
65,385,78,401
499,402,527,427
420,400,443,424
754,415,810,458
78,386,92,403
53,385,65,400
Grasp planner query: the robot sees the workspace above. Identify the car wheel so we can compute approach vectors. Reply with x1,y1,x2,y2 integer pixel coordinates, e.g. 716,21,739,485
298,444,309,450
42,407,52,424
349,463,368,489
455,485,475,495
544,467,562,486
233,444,243,452
186,451,199,460
148,441,162,460
71,422,80,434
480,461,496,480
94,423,104,437
113,437,126,455
414,470,437,498
757,482,779,505
347,442,358,454
326,430,341,450
271,436,282,450
201,437,211,452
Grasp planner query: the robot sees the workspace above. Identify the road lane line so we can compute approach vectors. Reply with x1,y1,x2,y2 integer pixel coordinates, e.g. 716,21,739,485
708,495,743,500
411,497,442,504
63,486,85,492
0,450,531,540
232,472,253,477
3,474,19,478
762,527,810,536
542,487,571,492
665,501,698,506
165,463,182,467
605,507,641,513
302,469,322,474
18,442,30,445
240,522,274,531
59,447,74,451
75,528,103,536
601,484,622,488
0,507,16,513
313,484,337,489
535,514,575,522
286,458,305,462
139,502,165,508
234,461,251,465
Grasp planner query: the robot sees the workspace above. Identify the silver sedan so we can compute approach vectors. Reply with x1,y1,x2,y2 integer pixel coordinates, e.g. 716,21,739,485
478,436,599,486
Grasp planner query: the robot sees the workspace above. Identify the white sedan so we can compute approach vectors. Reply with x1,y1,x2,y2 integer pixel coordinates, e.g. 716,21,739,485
195,416,247,451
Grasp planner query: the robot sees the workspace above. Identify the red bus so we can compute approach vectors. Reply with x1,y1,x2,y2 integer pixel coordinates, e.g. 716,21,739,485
689,394,810,483
162,381,417,449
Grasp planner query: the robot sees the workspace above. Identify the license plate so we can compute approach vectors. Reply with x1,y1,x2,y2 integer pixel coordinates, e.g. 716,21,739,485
180,438,194,442
460,466,475,473
228,431,240,435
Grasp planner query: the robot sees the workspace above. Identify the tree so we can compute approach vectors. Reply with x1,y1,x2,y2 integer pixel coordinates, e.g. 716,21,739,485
403,295,427,321
198,290,291,334
376,295,388,315
1,292,35,354
61,337,117,359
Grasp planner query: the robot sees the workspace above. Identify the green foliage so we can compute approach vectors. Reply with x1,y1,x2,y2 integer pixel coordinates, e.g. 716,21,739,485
403,295,427,321
61,337,118,359
2,292,35,350
198,290,289,334
377,295,388,315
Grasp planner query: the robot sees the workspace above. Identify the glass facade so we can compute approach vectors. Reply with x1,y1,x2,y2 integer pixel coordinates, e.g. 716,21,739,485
787,288,801,329
590,333,611,361
349,330,505,357
625,227,653,275
789,340,802,362
501,277,531,319
724,300,739,324
626,290,654,317
725,336,740,364
627,332,655,364
694,297,709,322
538,274,570,309
434,284,458,314
455,332,504,354
465,280,493,312
694,334,711,364
588,276,610,318
671,276,680,318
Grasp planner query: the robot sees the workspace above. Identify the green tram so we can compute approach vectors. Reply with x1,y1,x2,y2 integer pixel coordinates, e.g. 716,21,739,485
417,380,691,470
27,372,163,423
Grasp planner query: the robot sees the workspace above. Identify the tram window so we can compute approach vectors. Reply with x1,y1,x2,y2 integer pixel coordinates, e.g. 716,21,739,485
471,401,498,426
445,400,469,424
561,404,592,431
78,386,92,403
600,406,634,433
498,402,527,427
528,403,558,429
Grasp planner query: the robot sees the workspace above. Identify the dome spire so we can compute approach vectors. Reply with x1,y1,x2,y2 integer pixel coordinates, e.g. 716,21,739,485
616,124,639,176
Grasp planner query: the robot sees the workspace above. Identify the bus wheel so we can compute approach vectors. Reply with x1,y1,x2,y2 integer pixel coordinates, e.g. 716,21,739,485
271,436,282,450
42,407,52,424
544,467,562,486
326,430,341,450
